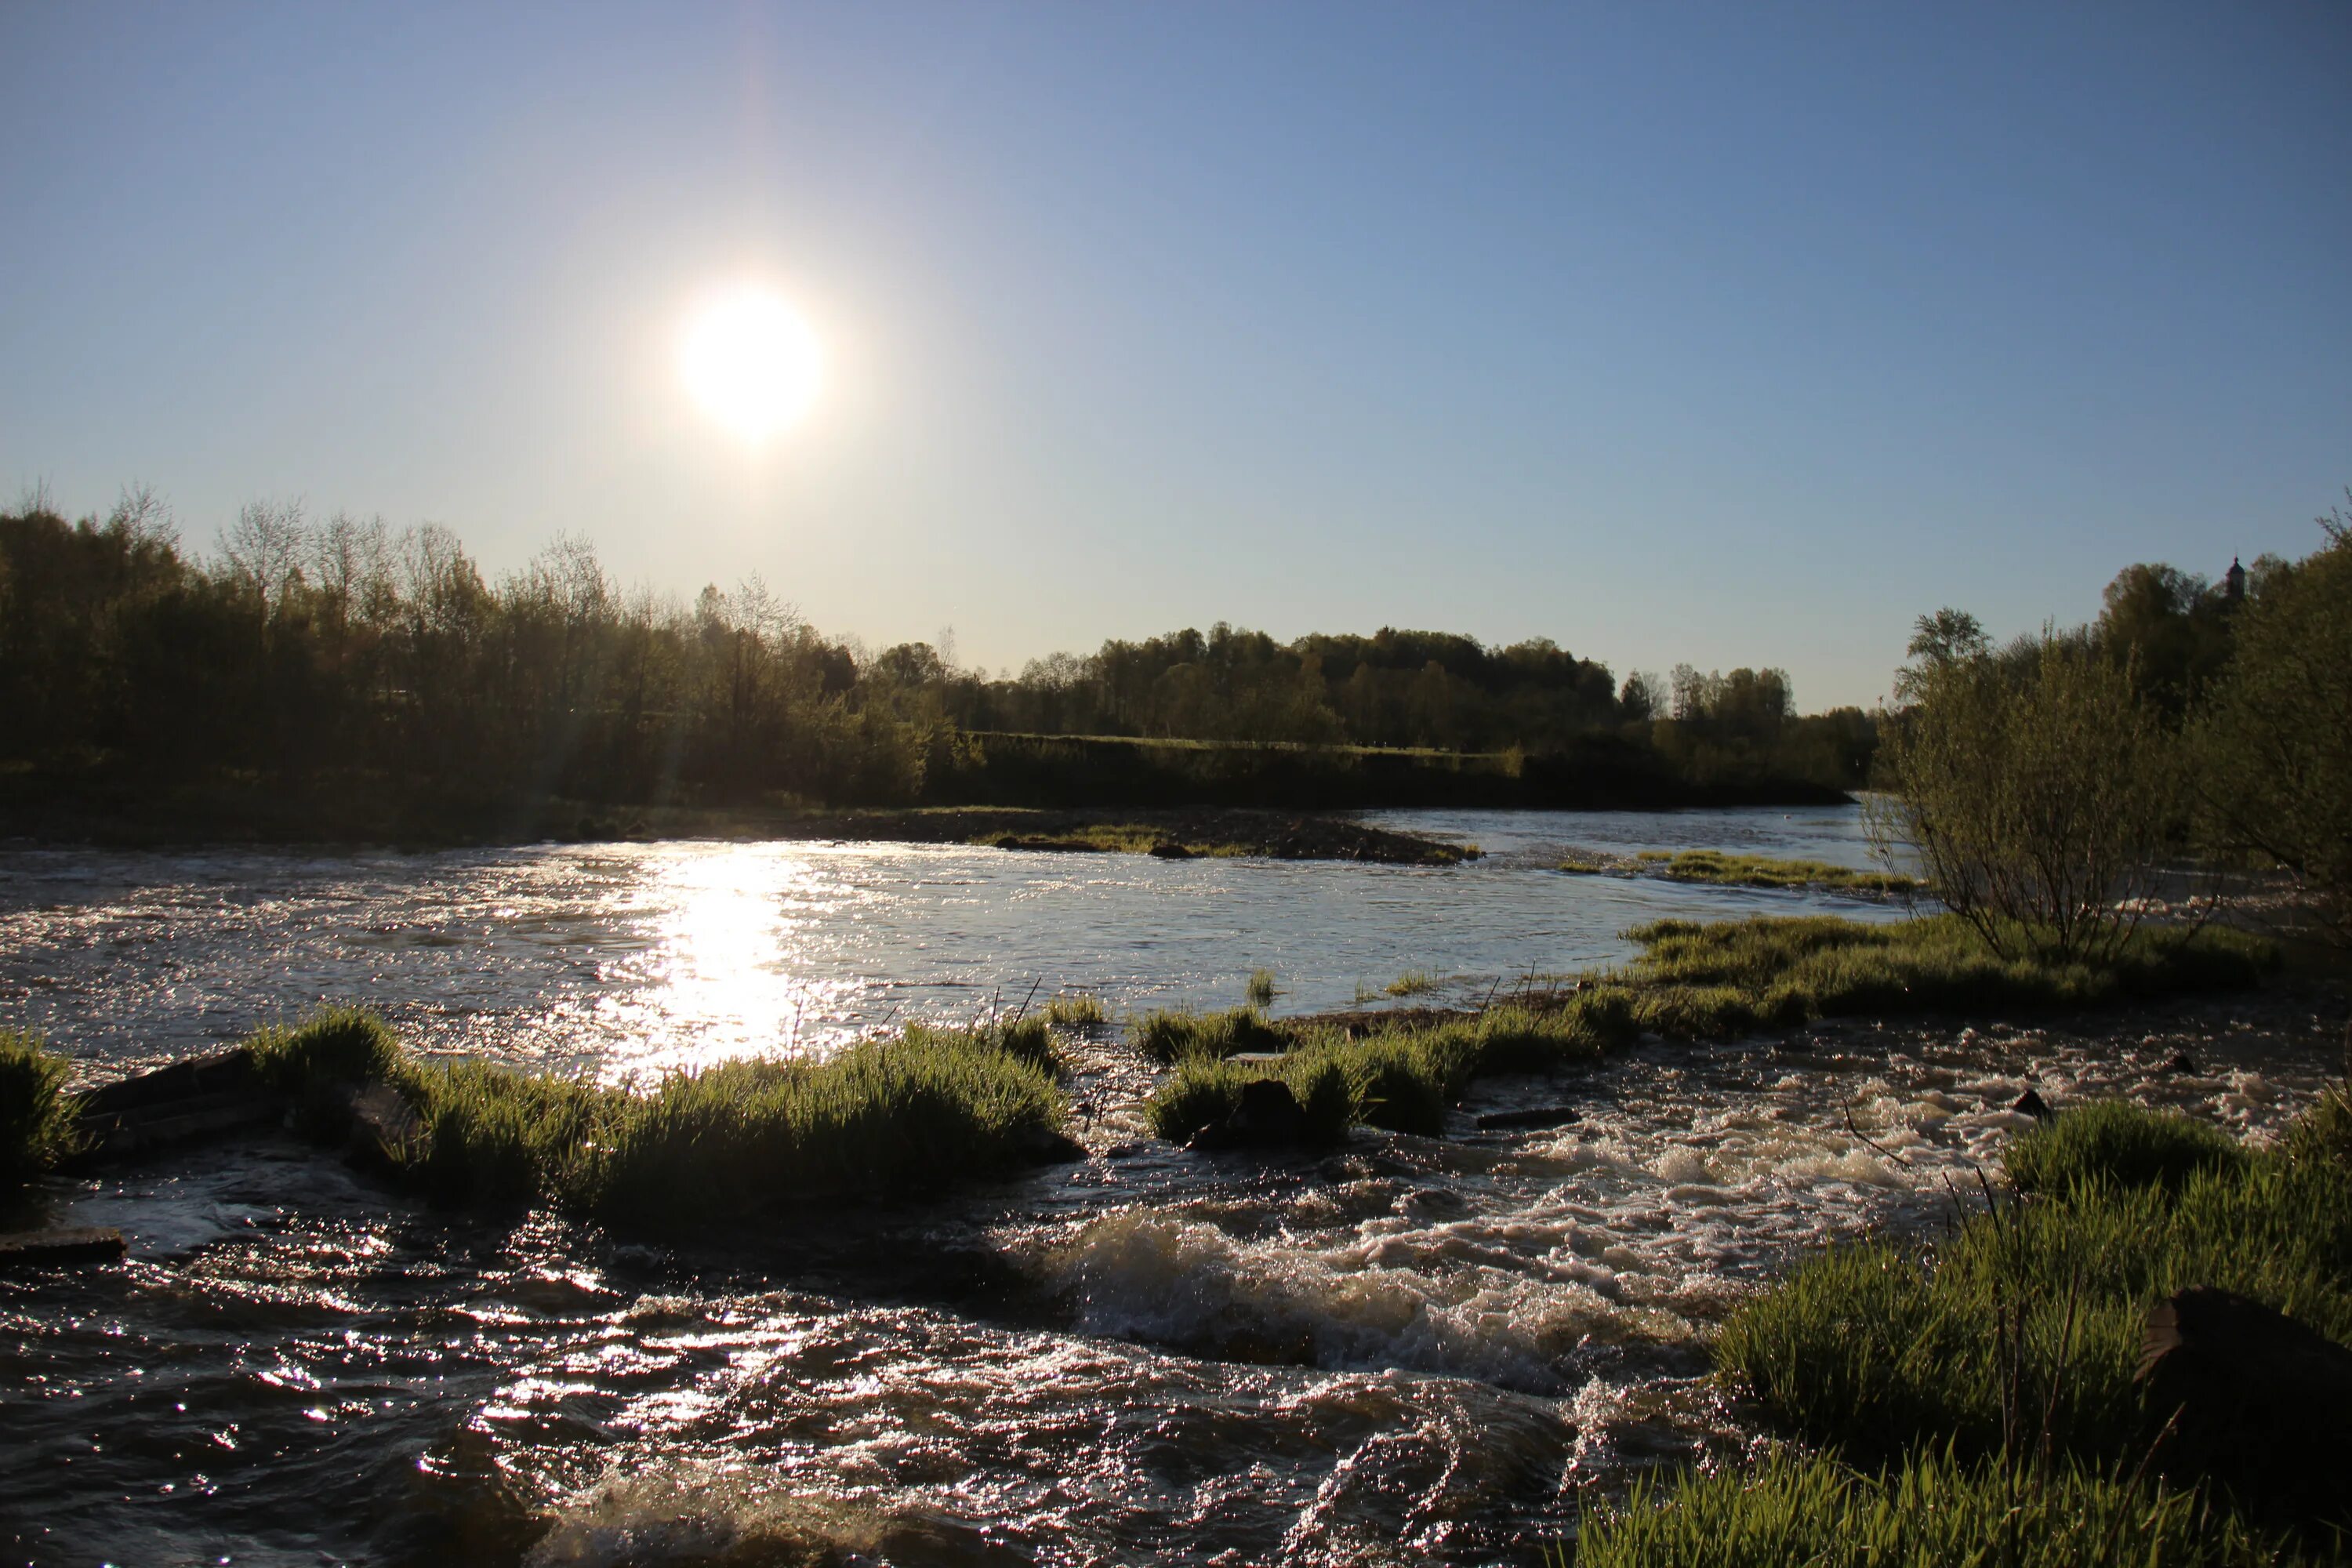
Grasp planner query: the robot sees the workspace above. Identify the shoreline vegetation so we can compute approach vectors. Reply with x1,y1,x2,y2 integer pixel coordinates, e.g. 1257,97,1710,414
1579,1089,2352,1563
0,496,1864,851
7,914,2282,1214
1555,847,1927,895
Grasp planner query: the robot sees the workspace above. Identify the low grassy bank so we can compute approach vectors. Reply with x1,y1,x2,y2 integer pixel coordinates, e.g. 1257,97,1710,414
246,1010,1072,1221
1573,1446,2300,1567
1632,848,1925,895
1715,1094,2352,1473
1144,915,2274,1146
2,1030,82,1188
1584,1092,2352,1563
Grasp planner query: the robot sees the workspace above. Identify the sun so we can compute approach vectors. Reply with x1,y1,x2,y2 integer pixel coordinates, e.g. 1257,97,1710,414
677,286,822,440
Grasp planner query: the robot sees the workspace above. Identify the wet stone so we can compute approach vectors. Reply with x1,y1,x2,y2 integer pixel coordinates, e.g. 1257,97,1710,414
0,1227,127,1272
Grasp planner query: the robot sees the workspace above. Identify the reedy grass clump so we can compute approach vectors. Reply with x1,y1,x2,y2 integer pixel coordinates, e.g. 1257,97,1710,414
1144,996,1636,1142
1715,1100,2352,1469
1043,992,1108,1029
1243,967,1277,1007
1127,1005,1287,1064
1142,1050,1358,1146
222,1009,1069,1221
1634,848,1926,895
1,1029,82,1185
248,1007,407,1094
1571,1444,2300,1568
2003,1098,2251,1196
399,1033,1067,1219
1620,913,2273,1033
1385,968,1441,997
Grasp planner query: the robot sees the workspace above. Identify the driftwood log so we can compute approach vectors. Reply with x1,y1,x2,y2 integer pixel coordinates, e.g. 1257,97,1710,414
2139,1286,2352,1528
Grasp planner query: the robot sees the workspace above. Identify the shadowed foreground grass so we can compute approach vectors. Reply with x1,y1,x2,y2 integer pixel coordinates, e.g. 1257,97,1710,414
1714,1094,2352,1471
1145,915,2272,1146
1633,848,1926,895
1,1029,82,1187
1571,1445,2301,1568
256,1010,1069,1221
1621,1092,2352,1564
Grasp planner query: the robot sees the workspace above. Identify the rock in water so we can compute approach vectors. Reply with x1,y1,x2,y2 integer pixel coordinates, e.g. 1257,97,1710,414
2138,1286,2352,1529
2012,1087,2053,1121
1475,1105,1581,1131
1186,1078,1309,1151
1147,841,1194,859
0,1228,127,1272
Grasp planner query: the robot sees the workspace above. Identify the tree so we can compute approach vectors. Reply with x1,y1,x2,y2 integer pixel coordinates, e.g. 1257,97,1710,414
2190,500,2352,944
1870,633,2180,961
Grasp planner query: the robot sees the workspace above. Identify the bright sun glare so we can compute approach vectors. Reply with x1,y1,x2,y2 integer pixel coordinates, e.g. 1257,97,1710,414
677,287,822,440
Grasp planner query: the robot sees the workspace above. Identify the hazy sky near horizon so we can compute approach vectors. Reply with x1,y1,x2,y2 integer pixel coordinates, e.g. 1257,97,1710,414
5,3,2348,710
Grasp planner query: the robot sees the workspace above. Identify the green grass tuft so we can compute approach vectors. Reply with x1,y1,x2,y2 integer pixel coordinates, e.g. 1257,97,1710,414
1244,967,1277,1007
1144,998,1634,1144
2005,1099,2251,1197
1126,1005,1287,1064
1385,968,1441,997
1043,992,1108,1029
248,1007,406,1094
397,1032,1067,1220
1,1030,82,1185
1572,1445,2298,1568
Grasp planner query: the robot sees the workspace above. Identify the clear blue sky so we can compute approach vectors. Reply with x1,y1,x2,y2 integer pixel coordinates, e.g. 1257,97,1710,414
4,2,2347,710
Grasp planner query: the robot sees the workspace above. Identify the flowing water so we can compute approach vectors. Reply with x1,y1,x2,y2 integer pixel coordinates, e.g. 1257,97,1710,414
0,808,2339,1566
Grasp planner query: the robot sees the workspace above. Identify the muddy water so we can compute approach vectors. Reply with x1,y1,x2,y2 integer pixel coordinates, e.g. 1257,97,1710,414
0,813,2340,1566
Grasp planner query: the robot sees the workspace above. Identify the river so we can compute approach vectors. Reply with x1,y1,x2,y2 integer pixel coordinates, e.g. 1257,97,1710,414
0,808,2336,1566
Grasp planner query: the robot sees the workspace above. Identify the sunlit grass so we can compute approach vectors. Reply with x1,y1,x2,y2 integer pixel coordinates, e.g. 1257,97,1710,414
1043,992,1108,1029
1570,1445,2298,1568
246,1011,1069,1221
1126,1005,1288,1064
1244,967,1277,1007
1634,848,1926,894
1,1029,82,1186
1384,968,1441,997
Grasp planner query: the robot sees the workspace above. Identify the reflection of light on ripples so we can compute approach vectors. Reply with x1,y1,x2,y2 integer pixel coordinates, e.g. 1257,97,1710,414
598,847,846,1083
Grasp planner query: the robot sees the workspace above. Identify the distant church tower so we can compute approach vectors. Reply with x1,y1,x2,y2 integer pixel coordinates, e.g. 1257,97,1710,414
2224,556,2246,603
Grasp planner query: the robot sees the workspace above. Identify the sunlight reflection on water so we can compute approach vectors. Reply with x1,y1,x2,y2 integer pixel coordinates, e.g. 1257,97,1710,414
0,806,1913,1083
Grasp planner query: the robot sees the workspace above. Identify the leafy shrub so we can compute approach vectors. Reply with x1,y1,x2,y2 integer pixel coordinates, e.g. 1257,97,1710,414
1870,633,2181,961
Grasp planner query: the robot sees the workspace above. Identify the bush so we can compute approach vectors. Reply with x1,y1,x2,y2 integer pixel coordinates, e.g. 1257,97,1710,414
0,1030,82,1185
1870,633,2180,962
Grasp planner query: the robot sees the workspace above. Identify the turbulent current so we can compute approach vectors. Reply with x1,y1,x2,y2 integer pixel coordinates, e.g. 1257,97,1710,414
1,808,2340,1566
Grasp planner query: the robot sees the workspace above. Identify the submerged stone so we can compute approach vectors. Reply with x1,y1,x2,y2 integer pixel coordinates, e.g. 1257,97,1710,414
1475,1105,1581,1131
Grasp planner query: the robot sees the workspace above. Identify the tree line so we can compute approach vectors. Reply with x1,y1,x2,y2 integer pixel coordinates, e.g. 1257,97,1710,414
0,488,1866,831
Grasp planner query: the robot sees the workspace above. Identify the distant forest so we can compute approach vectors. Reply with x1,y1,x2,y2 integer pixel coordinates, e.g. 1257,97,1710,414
4,492,1881,834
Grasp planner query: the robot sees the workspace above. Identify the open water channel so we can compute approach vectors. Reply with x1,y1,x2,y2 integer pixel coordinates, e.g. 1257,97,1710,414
0,808,2337,1566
